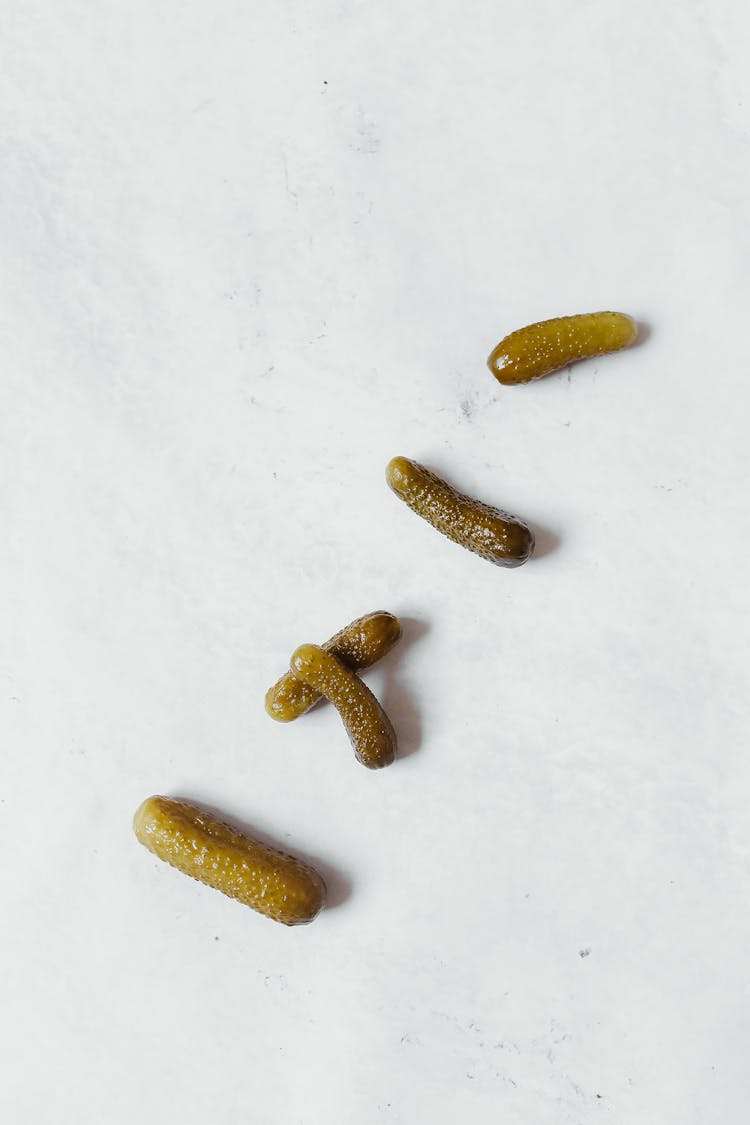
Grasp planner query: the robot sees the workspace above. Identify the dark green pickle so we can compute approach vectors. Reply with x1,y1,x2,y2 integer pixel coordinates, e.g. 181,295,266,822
266,611,401,722
290,643,396,769
386,456,533,568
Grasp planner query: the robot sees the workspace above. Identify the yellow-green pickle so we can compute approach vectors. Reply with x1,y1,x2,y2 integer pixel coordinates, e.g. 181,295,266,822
290,643,396,769
133,796,326,925
487,311,637,385
266,610,401,722
386,456,533,567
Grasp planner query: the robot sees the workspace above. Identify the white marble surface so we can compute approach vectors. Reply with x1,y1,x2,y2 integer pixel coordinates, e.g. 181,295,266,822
3,2,750,1121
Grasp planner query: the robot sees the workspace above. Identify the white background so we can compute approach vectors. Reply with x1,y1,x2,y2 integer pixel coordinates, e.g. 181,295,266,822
2,2,750,1122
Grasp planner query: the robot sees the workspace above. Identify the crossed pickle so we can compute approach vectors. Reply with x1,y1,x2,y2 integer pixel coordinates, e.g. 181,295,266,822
133,796,326,926
266,611,401,722
386,456,533,568
487,311,636,385
290,644,396,770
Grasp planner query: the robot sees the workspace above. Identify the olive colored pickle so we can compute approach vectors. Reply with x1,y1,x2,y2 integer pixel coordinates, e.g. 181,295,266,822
290,643,396,769
133,795,326,926
385,456,533,568
487,311,636,385
266,610,401,722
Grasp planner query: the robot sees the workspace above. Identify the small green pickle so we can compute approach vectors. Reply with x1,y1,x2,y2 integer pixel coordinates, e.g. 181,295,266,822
266,611,401,722
487,311,637,385
290,644,396,769
133,796,326,926
386,456,533,568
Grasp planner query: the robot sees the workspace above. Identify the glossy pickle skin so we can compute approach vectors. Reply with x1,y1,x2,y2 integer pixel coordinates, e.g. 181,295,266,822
487,311,637,385
290,644,396,770
385,457,533,568
133,796,326,926
265,611,402,723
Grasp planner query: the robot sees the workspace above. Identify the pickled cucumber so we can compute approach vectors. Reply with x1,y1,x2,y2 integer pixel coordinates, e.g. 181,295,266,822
266,611,401,723
290,644,396,769
487,311,637,385
133,795,326,925
386,456,533,567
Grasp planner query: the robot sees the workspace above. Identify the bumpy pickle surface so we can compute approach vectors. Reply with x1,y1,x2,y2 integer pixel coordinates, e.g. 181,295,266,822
385,457,533,567
290,644,396,769
487,311,636,385
133,796,326,925
266,611,401,723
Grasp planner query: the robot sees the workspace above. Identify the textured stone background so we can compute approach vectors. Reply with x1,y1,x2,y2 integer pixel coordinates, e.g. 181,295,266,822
3,2,749,1121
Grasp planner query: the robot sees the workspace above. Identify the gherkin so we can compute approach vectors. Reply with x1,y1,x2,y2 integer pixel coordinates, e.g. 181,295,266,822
487,311,636,385
133,796,326,925
290,644,396,770
266,611,401,722
386,457,533,568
